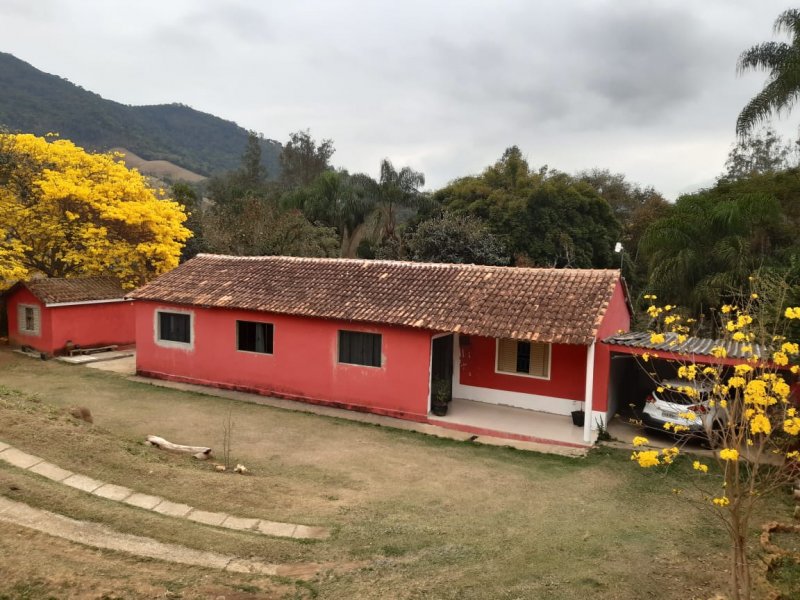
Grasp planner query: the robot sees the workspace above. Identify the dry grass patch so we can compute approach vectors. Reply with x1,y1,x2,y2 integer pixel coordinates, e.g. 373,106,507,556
0,351,795,599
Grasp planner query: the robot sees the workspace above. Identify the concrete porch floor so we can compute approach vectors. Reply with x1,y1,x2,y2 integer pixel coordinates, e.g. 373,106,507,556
429,398,594,448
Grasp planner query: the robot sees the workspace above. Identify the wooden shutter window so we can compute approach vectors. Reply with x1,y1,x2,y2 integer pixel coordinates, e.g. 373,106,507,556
496,338,518,373
529,342,549,377
496,338,550,378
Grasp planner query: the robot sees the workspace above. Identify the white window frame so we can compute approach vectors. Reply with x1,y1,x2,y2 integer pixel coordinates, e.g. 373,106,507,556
494,338,552,380
17,303,40,336
154,308,194,350
235,319,275,356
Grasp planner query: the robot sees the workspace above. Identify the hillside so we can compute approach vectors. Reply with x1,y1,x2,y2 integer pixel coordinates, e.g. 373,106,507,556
0,52,281,177
110,147,206,183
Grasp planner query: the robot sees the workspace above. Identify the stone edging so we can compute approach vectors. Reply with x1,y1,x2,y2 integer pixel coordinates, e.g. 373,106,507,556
0,441,329,540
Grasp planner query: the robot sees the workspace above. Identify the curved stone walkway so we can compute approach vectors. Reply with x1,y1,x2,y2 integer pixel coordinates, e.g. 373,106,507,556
0,496,321,578
0,441,329,540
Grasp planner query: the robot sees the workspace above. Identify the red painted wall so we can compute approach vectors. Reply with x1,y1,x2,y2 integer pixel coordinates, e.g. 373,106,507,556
134,301,433,419
458,336,588,402
592,279,632,412
49,301,135,352
6,286,135,354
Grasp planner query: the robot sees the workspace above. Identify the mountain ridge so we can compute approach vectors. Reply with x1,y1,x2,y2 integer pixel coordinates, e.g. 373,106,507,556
0,52,281,177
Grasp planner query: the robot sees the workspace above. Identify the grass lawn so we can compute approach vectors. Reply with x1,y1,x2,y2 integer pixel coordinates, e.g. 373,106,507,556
0,349,794,599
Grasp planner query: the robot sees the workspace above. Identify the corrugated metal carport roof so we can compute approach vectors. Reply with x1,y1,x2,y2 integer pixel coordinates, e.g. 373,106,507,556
603,331,769,360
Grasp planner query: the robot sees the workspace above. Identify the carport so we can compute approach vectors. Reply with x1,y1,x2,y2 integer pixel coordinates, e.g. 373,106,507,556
601,331,770,422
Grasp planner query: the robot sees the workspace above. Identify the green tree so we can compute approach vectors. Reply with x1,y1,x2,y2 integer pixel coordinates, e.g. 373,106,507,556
203,196,339,258
435,148,621,268
640,190,787,316
524,174,621,268
722,127,796,181
240,130,268,188
372,158,426,241
577,169,670,287
279,130,335,190
405,212,508,265
171,182,206,261
282,170,377,257
206,132,272,208
736,9,800,135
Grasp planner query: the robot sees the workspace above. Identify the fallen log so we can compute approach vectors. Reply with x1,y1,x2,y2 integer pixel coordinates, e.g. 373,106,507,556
145,435,212,460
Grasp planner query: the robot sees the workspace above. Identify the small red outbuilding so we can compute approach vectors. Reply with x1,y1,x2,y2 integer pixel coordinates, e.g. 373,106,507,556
130,255,631,445
4,277,135,355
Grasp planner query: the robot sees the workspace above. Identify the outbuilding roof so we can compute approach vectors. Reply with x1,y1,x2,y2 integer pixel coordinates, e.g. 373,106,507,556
10,277,127,306
603,331,770,360
129,254,624,345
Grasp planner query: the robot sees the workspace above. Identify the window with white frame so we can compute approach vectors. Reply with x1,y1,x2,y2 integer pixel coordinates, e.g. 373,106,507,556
156,311,192,345
17,304,40,336
496,338,550,378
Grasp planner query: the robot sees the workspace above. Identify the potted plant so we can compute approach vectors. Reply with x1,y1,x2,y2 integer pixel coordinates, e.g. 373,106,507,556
571,404,585,427
431,379,452,416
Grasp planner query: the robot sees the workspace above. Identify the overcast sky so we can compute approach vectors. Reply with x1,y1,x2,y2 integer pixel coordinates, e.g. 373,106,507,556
2,0,797,198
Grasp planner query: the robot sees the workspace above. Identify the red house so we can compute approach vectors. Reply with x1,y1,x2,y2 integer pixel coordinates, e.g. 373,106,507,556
5,277,135,356
130,255,631,445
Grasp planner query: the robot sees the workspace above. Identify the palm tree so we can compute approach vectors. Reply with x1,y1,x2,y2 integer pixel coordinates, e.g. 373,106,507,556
736,9,800,135
373,159,425,241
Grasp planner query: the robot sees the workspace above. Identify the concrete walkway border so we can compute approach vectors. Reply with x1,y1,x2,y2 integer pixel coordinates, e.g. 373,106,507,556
0,441,329,540
0,495,321,578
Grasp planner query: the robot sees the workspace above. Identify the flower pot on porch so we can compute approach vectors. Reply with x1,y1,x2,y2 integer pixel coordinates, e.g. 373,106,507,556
431,400,449,417
571,410,585,427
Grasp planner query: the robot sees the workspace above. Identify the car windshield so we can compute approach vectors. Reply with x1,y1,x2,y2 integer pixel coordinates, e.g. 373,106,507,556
657,387,706,406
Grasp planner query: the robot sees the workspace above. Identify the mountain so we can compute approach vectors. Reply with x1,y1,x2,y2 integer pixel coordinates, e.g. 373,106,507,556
0,52,281,177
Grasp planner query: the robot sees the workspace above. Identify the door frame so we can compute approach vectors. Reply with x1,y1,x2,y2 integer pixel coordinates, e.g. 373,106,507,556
428,332,455,413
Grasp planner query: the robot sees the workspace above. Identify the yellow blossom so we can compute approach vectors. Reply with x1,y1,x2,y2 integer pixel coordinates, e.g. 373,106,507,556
784,417,800,436
732,332,746,342
632,436,649,447
781,342,799,355
773,351,789,366
734,364,752,376
631,450,661,468
713,496,730,507
785,307,800,319
692,460,708,473
728,376,746,389
650,333,666,345
719,448,739,461
751,413,772,434
711,346,728,358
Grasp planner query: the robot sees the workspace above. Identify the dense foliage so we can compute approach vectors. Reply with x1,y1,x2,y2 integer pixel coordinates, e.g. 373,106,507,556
0,133,191,286
0,52,281,177
640,167,800,318
433,147,622,269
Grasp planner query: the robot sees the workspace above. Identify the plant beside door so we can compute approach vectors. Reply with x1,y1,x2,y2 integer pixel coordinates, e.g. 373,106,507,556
431,379,452,416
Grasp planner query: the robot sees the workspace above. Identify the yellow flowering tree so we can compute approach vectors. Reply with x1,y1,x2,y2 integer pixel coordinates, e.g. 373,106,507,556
633,283,800,600
0,133,190,287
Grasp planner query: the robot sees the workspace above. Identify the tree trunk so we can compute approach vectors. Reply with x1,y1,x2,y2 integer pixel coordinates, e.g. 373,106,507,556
145,435,212,460
730,531,751,600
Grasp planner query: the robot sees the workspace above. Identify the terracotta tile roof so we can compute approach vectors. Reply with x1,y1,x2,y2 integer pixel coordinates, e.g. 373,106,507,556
20,277,126,305
129,255,624,345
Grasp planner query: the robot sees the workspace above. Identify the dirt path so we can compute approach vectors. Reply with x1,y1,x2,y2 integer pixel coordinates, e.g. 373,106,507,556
0,495,322,579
